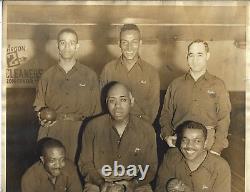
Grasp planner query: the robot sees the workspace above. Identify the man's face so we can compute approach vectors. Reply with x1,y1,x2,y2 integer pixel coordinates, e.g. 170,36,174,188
58,32,79,60
187,42,210,73
41,147,66,177
180,128,206,161
107,85,134,121
120,30,141,61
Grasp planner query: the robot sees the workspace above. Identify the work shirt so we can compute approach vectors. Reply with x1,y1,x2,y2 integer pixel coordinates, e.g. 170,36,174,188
100,57,160,123
78,114,158,188
33,61,100,160
160,72,231,153
155,148,231,192
21,160,82,192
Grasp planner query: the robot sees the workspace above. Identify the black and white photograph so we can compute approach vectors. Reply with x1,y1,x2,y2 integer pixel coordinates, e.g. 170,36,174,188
2,1,248,192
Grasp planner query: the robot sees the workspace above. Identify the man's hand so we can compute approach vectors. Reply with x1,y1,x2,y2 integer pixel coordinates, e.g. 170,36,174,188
115,180,135,192
100,182,125,192
38,111,56,127
167,178,192,192
165,135,177,147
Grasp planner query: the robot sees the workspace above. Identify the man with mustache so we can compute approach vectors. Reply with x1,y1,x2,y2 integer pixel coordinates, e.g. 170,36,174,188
155,121,231,192
78,82,158,192
33,28,100,161
21,138,82,192
160,40,231,155
100,24,160,124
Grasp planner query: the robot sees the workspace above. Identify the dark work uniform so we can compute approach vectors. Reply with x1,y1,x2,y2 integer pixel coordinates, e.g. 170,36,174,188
21,160,82,192
160,72,231,153
100,57,160,123
78,114,158,191
155,148,231,192
33,62,100,160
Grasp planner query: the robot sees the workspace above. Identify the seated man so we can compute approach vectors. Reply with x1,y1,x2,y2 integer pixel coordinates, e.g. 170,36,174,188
78,82,158,192
21,138,82,192
155,121,231,192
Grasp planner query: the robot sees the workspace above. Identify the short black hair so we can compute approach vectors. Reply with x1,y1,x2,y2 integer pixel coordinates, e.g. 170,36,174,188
120,24,141,39
57,28,78,43
38,137,65,157
176,120,207,140
188,39,209,53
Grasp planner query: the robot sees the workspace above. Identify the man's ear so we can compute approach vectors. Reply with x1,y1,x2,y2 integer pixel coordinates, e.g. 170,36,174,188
40,156,45,164
129,92,135,107
206,52,210,61
76,43,80,50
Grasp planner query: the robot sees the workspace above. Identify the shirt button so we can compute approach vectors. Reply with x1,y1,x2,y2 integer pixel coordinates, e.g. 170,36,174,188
66,78,69,81
138,115,142,118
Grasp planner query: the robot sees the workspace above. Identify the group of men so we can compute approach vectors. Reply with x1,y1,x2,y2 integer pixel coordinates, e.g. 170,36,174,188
21,24,232,192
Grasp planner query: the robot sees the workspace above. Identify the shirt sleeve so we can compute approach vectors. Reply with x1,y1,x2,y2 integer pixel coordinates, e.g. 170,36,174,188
211,81,231,153
21,172,36,192
67,163,83,192
155,149,178,192
135,127,158,187
78,122,104,187
89,73,102,116
146,69,160,123
33,76,47,112
160,83,175,139
213,160,231,192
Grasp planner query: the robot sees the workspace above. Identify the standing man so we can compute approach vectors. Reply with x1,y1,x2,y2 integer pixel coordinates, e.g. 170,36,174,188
155,121,231,192
33,28,100,161
21,138,82,192
78,82,158,192
100,24,160,124
160,40,231,155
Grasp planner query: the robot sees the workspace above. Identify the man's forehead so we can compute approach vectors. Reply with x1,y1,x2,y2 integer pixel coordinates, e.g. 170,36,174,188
44,147,65,157
121,30,140,39
107,84,130,96
182,129,205,138
58,32,77,41
188,42,206,52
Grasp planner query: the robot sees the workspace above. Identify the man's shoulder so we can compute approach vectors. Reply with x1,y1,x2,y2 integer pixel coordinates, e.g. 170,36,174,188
87,114,109,128
63,159,78,174
102,59,119,71
22,162,42,181
169,74,187,87
206,73,226,85
40,65,58,79
206,153,230,172
140,59,158,73
162,148,183,165
76,63,98,78
131,115,155,132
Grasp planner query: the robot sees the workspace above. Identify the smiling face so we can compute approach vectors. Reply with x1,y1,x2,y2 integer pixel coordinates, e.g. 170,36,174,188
180,128,206,161
106,84,134,121
57,31,79,60
119,29,141,61
187,42,210,74
41,147,66,177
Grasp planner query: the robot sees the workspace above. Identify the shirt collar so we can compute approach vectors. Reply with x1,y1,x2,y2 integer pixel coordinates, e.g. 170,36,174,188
116,56,143,71
56,60,79,74
185,71,211,81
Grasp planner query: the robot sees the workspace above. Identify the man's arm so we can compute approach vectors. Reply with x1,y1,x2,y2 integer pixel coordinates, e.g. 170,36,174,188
155,149,178,192
211,81,231,154
33,77,47,112
89,73,102,116
21,172,36,192
147,69,160,123
213,159,231,192
160,84,175,144
67,162,83,192
78,123,105,188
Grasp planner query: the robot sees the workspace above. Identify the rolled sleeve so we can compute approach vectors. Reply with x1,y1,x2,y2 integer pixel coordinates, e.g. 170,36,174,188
33,78,47,112
211,82,231,153
160,84,175,139
78,123,104,187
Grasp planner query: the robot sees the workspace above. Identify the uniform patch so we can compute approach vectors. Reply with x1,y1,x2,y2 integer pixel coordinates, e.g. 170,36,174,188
202,185,209,190
140,80,147,84
79,83,86,87
207,89,216,98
